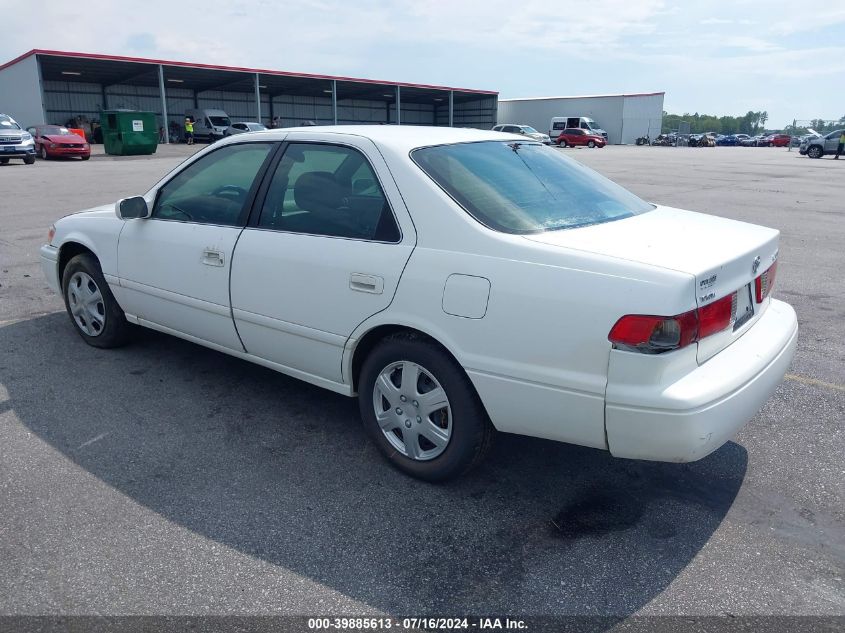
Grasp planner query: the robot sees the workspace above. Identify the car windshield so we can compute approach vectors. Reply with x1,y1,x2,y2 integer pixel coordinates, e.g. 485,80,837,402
210,116,231,127
43,126,72,135
0,115,21,130
520,126,539,134
247,123,267,131
412,141,654,234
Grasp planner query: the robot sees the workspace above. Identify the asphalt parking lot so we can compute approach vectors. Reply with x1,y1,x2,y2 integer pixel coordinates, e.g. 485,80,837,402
1,143,843,622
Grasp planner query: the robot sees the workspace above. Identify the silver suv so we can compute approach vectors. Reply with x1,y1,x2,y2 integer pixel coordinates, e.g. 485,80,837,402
799,129,843,159
0,113,36,165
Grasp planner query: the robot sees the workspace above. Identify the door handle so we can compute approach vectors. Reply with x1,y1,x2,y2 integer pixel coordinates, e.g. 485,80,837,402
202,248,225,267
349,273,384,294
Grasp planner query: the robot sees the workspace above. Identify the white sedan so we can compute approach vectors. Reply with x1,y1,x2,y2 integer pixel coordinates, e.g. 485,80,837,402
41,126,798,481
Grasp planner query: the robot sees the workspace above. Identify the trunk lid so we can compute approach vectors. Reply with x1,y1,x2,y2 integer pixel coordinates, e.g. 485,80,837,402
524,205,780,362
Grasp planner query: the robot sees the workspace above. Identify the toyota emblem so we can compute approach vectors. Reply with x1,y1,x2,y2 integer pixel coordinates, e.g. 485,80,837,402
751,256,761,274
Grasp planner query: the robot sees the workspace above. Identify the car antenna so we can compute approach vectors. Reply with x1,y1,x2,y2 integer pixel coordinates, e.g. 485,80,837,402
508,142,522,152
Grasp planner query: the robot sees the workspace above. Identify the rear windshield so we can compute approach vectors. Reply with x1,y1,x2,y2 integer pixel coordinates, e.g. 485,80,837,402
412,141,653,234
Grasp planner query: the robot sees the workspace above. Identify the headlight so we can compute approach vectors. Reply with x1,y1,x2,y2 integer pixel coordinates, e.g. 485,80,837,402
21,132,32,141
49,143,57,149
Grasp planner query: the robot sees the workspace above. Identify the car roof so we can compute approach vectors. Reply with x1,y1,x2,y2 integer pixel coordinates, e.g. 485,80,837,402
231,125,514,151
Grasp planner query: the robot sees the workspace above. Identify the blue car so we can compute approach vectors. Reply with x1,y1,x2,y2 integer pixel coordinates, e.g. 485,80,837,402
717,134,751,146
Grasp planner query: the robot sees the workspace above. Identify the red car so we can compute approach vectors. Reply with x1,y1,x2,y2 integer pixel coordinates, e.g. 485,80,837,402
556,128,606,148
765,134,791,147
28,125,90,160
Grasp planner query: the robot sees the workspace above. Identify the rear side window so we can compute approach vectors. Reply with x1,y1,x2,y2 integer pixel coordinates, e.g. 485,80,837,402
552,122,566,130
154,142,274,226
257,143,400,242
412,141,653,234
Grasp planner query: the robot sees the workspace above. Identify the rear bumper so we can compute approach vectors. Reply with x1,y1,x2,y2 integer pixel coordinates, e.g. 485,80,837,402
40,244,60,294
605,299,798,462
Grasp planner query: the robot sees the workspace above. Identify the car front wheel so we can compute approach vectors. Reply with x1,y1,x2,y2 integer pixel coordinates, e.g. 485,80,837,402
40,146,49,160
358,334,493,481
807,145,824,159
62,253,132,348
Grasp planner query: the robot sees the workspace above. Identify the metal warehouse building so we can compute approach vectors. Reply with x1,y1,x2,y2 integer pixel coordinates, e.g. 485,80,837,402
0,49,498,141
498,92,664,145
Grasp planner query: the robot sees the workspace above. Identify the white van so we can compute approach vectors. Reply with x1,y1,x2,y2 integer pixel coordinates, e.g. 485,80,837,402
185,109,232,142
550,116,608,140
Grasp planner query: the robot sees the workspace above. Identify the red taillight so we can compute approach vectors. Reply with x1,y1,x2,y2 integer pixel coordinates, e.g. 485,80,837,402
609,310,698,353
698,292,736,338
609,291,738,353
755,261,777,303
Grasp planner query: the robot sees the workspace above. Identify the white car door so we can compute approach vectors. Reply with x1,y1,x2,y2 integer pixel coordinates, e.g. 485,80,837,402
116,141,277,350
230,135,416,385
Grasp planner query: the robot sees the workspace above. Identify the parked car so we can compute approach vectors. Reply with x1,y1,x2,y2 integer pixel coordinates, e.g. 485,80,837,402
492,124,551,144
550,117,608,140
740,135,762,147
223,122,268,137
800,129,844,158
764,134,791,147
40,126,797,481
717,134,750,146
185,108,232,142
556,128,606,148
0,113,36,165
27,125,91,160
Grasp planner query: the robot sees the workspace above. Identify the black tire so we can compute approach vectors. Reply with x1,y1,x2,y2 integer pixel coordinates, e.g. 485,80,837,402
807,145,824,159
587,140,596,148
0,158,8,165
23,155,35,165
81,155,90,161
559,139,568,147
358,333,494,482
61,253,131,348
40,146,49,160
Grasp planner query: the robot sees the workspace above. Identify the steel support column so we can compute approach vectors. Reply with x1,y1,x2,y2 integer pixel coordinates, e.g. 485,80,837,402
332,79,338,125
449,90,454,127
254,73,262,123
157,64,169,144
396,85,401,125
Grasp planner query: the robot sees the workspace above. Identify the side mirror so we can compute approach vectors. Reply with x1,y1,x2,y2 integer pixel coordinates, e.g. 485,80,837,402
116,196,150,220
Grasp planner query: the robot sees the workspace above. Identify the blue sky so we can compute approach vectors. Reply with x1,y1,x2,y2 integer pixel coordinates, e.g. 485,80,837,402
3,0,843,128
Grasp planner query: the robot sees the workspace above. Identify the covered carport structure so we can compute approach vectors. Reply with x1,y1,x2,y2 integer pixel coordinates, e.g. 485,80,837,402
0,50,498,142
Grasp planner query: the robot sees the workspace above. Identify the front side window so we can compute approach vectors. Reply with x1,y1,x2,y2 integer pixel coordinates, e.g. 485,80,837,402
257,143,400,242
209,116,231,127
154,142,274,226
412,141,653,234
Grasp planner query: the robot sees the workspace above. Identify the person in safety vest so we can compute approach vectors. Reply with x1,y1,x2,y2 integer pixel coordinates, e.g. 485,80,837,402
184,117,194,145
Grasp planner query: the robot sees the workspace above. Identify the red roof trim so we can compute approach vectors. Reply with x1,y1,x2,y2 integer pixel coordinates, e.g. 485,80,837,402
0,49,498,95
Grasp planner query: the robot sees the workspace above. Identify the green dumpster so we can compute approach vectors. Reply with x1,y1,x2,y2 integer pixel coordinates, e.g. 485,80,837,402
101,110,158,156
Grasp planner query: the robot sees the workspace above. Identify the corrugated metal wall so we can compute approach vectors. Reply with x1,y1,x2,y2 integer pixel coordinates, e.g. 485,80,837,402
435,96,497,128
0,54,45,126
40,76,497,132
620,93,664,144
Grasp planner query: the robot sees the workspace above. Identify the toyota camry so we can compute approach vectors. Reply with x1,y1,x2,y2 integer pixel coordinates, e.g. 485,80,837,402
41,126,798,481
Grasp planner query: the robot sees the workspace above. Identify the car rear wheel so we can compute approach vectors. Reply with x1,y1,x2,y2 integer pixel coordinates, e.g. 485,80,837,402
61,253,132,348
358,333,493,481
587,140,596,148
807,145,824,159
